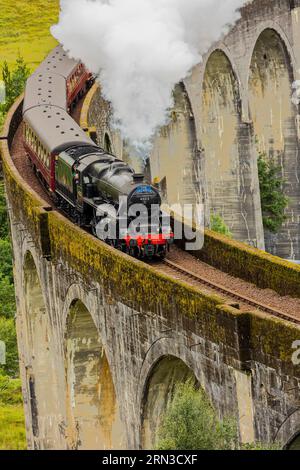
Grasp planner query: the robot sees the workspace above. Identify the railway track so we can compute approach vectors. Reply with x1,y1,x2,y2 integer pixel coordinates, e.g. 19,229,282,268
162,258,300,326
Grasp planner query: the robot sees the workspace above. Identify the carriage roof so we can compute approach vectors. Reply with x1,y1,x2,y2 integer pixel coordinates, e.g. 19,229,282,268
34,45,81,80
24,105,94,154
23,73,67,115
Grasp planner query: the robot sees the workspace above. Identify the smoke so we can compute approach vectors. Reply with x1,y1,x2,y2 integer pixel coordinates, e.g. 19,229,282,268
52,0,247,150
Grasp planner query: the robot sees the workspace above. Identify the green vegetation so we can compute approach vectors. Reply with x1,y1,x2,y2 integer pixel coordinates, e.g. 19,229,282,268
0,406,26,450
0,0,63,451
0,57,30,448
0,376,26,450
210,213,232,238
257,154,289,234
0,318,18,377
0,0,59,69
0,182,17,378
156,381,237,450
0,375,23,406
0,376,26,451
156,381,280,451
0,57,31,128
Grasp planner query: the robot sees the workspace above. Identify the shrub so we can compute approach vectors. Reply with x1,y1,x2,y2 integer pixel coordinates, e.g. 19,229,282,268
156,381,237,450
0,56,30,113
0,318,18,377
0,276,16,319
0,183,9,239
0,240,13,283
210,213,232,238
156,381,281,451
257,154,289,233
0,375,23,405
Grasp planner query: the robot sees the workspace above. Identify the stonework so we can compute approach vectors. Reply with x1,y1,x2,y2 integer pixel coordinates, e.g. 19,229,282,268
87,0,300,259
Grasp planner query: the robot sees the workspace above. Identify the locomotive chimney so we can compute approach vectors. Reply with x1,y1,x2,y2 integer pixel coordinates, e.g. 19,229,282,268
133,174,144,183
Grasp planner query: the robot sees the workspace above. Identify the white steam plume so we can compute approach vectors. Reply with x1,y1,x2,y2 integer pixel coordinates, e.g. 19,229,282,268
52,0,247,150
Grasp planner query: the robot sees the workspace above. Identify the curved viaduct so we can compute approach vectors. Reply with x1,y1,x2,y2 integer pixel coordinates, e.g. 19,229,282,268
1,0,300,452
1,95,300,450
86,0,300,260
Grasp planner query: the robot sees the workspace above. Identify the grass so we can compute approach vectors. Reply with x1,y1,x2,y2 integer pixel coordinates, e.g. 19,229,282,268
0,0,59,70
0,405,26,450
0,376,26,449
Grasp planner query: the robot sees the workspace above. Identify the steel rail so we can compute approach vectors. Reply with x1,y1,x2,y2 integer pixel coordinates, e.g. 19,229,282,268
162,259,300,326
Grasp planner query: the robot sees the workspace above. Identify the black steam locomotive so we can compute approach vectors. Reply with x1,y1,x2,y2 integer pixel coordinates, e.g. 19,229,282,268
23,46,173,259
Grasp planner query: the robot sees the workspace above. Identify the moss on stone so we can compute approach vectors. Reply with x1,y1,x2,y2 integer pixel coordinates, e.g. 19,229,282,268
176,228,300,299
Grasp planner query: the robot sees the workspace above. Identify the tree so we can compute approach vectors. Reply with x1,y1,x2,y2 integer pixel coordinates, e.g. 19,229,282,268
156,381,237,450
0,241,13,283
257,154,289,234
0,277,16,320
0,184,9,239
0,317,19,377
0,56,30,114
210,213,232,238
156,381,280,451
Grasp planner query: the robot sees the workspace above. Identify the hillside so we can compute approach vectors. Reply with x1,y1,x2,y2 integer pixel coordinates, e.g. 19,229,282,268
0,0,59,69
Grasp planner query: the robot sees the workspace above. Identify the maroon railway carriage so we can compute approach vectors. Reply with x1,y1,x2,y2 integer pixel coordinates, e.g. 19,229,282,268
33,45,93,109
23,106,94,192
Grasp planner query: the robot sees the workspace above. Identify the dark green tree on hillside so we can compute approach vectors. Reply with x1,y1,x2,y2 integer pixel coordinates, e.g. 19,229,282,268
0,184,9,239
0,58,29,380
1,56,30,113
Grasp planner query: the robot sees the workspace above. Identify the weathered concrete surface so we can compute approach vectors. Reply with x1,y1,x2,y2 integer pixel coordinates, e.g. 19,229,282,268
2,98,300,451
184,0,300,256
86,0,300,258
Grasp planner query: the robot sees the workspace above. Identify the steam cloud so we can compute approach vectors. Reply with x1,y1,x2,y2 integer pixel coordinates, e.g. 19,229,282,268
52,0,247,150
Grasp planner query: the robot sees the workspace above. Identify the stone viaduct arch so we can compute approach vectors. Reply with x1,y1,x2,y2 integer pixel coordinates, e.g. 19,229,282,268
201,49,257,243
23,250,59,449
149,82,201,206
287,433,300,450
248,27,300,259
64,298,125,450
141,355,197,449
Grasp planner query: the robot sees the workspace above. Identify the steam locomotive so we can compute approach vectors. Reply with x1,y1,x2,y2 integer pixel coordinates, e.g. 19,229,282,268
22,46,173,259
